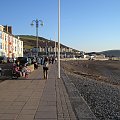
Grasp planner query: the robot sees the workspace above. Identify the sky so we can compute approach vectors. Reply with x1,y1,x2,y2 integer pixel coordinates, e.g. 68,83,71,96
0,0,120,52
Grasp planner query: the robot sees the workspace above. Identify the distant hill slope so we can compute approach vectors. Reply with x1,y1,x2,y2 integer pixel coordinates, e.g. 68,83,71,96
100,50,120,57
16,35,79,52
16,35,50,49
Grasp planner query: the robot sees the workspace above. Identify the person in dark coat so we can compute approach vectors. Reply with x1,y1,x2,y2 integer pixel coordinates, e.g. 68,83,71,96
43,57,49,79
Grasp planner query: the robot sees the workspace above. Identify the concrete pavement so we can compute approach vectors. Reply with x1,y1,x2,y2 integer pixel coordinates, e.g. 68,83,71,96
0,63,77,120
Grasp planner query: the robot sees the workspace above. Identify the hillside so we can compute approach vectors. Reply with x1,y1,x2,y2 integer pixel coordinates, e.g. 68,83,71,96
100,50,120,57
17,35,79,52
17,35,51,49
86,50,120,57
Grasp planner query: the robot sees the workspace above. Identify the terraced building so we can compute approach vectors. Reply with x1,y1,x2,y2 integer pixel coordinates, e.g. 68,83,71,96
0,25,23,58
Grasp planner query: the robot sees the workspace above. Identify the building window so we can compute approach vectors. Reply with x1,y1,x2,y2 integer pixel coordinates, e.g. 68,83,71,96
5,35,7,41
5,45,6,50
0,43,2,49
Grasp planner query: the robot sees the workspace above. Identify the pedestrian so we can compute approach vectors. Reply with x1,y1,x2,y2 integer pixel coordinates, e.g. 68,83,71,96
41,57,44,65
22,64,31,78
52,57,55,64
55,57,57,62
16,60,20,67
43,57,49,79
12,64,22,77
34,62,38,69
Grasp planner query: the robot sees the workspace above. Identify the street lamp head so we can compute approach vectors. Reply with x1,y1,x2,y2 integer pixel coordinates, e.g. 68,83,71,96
40,22,44,26
30,22,34,26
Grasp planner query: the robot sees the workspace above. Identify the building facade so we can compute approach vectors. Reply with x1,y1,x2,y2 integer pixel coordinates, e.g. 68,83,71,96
25,41,76,57
0,25,23,58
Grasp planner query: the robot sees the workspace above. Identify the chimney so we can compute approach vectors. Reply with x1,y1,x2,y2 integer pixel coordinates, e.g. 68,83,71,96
3,25,12,34
8,26,12,34
3,25,8,33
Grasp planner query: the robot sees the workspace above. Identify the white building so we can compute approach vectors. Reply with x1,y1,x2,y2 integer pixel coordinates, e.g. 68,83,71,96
0,25,23,58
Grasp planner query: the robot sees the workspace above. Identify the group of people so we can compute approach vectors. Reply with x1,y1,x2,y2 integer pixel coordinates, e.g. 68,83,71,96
12,56,57,79
12,61,30,78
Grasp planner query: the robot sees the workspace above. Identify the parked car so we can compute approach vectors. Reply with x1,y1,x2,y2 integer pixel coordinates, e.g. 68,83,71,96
16,57,28,66
0,56,7,64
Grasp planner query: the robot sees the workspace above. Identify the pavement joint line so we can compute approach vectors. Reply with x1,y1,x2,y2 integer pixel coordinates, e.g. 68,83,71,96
55,64,76,120
0,63,77,120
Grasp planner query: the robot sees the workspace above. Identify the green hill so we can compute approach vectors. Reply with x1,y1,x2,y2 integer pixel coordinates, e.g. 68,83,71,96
16,35,79,52
17,35,49,49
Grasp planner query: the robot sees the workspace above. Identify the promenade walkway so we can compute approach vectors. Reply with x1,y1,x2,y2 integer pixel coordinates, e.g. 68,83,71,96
0,63,77,120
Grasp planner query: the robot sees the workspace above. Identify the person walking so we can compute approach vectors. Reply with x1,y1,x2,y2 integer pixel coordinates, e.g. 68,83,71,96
43,57,49,79
52,56,55,64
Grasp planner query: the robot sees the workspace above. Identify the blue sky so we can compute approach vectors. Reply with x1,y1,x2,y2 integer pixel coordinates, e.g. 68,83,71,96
0,0,120,52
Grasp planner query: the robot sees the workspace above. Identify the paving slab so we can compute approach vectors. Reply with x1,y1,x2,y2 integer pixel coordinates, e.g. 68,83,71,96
0,63,78,120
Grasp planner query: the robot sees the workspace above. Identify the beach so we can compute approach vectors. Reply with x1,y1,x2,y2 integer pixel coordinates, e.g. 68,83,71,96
61,60,120,120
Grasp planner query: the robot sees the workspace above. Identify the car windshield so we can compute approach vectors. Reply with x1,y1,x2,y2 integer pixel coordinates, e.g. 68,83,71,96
0,57,4,60
17,57,28,65
18,57,27,61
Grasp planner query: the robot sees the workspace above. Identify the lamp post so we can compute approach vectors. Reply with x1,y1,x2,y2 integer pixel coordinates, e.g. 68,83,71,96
58,0,60,78
55,40,56,57
31,19,43,57
46,42,48,55
54,33,56,57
